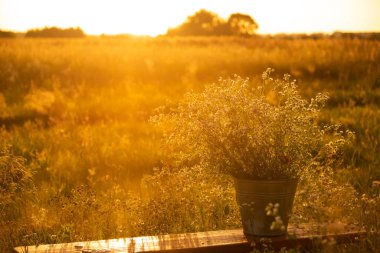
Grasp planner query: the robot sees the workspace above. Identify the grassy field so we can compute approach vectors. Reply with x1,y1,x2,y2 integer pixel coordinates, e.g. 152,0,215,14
1,36,380,252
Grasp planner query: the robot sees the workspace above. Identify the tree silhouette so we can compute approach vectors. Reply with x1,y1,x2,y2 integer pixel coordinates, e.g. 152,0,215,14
167,10,258,36
228,13,259,36
167,9,224,36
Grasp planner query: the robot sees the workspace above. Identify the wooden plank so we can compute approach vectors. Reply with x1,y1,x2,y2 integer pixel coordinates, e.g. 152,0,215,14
248,223,367,252
14,223,366,253
13,230,251,253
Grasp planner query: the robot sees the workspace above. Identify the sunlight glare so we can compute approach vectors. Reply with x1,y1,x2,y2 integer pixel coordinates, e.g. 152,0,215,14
1,0,379,35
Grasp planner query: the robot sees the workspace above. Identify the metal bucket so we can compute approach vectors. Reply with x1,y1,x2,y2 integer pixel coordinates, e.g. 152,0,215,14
234,178,298,236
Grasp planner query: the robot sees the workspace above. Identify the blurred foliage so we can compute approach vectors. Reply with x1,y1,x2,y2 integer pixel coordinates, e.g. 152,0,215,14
0,30,16,38
0,36,380,252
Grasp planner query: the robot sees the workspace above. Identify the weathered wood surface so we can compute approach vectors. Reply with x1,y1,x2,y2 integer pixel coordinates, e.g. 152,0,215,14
14,223,366,253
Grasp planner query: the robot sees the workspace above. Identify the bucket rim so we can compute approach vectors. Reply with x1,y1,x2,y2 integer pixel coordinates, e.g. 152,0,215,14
233,177,298,183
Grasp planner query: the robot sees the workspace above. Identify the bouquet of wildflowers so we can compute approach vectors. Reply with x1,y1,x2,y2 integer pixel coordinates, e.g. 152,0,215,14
152,69,352,179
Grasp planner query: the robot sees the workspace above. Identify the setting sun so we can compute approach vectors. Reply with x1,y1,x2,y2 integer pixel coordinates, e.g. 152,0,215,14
1,0,380,35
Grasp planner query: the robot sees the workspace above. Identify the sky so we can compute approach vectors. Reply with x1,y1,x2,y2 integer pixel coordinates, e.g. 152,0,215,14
0,0,380,36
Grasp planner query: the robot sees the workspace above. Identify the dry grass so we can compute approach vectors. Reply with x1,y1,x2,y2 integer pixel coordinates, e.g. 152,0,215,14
0,36,379,252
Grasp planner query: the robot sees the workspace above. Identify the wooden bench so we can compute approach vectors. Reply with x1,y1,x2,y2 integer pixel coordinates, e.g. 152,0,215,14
13,223,366,253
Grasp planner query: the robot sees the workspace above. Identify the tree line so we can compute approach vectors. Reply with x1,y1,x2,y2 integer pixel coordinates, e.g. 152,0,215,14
0,27,85,38
0,30,16,38
25,27,85,38
167,9,259,36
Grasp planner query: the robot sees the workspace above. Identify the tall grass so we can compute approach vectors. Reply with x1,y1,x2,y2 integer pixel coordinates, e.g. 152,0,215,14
0,36,380,252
